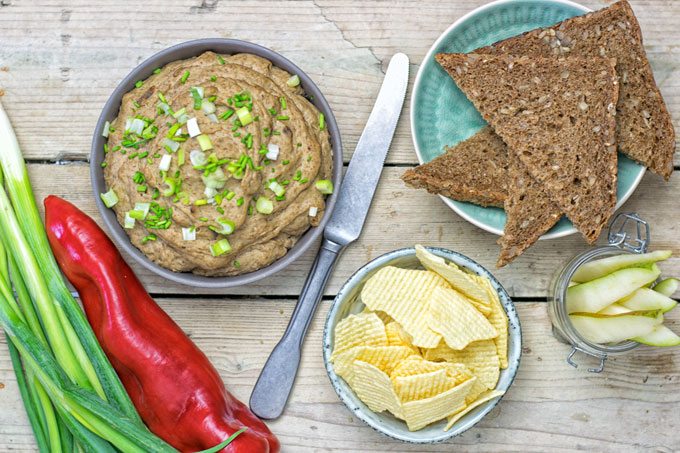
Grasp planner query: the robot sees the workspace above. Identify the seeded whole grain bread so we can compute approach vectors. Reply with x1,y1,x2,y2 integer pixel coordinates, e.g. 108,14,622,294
401,127,508,208
474,0,675,179
436,53,619,243
497,152,562,267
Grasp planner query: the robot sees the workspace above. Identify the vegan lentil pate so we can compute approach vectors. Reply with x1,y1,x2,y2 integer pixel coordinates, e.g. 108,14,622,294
100,51,333,276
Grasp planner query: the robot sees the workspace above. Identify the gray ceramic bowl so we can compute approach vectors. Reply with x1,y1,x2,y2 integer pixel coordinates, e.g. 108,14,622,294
323,246,521,443
91,39,343,288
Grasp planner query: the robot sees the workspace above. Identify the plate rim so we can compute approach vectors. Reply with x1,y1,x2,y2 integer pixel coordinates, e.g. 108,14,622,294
409,0,646,240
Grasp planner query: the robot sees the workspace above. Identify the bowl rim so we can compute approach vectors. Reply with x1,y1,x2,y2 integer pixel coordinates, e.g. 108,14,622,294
322,246,522,443
409,0,646,240
90,38,343,288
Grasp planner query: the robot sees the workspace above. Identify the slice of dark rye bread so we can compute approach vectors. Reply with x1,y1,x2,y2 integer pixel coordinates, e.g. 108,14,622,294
436,53,620,243
401,126,562,267
473,0,675,179
401,127,508,208
497,152,562,267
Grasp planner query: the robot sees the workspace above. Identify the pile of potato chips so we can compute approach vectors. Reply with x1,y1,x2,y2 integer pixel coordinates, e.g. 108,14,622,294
330,245,508,431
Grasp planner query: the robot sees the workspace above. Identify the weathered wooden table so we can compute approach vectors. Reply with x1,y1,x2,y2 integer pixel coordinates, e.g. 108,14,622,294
1,0,679,451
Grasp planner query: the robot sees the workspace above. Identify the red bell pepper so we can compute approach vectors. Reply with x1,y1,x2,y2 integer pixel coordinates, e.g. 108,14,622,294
44,195,279,453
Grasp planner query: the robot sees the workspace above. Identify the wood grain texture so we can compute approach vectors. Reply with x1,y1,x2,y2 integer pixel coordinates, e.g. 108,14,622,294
0,0,677,165
26,162,680,298
1,300,678,452
1,1,680,451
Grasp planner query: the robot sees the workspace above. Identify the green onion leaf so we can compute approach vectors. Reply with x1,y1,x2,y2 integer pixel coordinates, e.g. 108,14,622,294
236,107,253,126
315,179,334,194
256,197,274,215
210,239,232,257
196,134,213,151
286,75,300,87
180,70,190,84
99,189,118,208
319,113,325,130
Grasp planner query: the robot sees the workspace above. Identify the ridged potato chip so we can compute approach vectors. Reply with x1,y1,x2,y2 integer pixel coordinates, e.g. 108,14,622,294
401,377,477,431
332,312,387,355
444,390,505,431
332,345,416,381
348,361,404,420
415,245,491,315
424,339,500,390
393,368,456,403
427,286,498,350
361,266,445,348
385,321,418,352
475,276,509,369
391,356,472,385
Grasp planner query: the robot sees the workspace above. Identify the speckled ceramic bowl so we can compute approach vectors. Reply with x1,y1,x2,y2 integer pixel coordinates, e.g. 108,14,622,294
323,247,521,443
91,38,342,288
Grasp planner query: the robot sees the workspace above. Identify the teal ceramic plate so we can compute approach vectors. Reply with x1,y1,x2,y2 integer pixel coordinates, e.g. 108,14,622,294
410,0,646,239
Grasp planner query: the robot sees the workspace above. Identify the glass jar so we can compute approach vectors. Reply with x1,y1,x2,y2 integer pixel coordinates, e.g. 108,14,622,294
548,212,651,373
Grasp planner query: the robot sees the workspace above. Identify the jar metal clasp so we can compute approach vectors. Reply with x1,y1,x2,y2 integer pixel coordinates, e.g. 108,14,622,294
566,346,607,373
561,212,649,372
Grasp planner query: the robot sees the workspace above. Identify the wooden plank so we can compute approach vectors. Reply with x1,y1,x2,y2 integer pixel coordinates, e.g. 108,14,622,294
0,0,677,165
1,299,678,452
26,162,680,299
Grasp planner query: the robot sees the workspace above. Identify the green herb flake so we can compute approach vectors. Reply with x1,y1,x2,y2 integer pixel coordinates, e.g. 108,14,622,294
217,55,226,65
180,70,190,84
153,68,162,74
135,80,144,88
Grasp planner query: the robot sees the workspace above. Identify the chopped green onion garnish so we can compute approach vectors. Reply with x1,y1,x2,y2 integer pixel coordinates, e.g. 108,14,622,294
124,212,136,229
280,97,287,110
210,239,232,257
225,191,236,201
210,75,217,82
233,260,241,268
276,115,289,121
319,113,325,130
190,87,203,110
236,107,253,126
133,202,151,218
142,233,157,243
282,159,290,165
153,67,161,74
100,162,107,168
102,120,111,138
128,209,145,220
180,70,190,84
100,189,119,208
256,196,274,215
236,197,244,207
161,178,177,197
136,184,147,193
177,148,185,166
315,179,334,194
217,55,225,65
132,101,141,109
135,80,143,88
215,217,236,235
196,134,213,151
286,74,300,87
182,227,197,241
267,180,286,197
194,199,208,206
219,109,235,120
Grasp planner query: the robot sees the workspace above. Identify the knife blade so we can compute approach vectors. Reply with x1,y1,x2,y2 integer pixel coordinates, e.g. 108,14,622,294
249,53,410,420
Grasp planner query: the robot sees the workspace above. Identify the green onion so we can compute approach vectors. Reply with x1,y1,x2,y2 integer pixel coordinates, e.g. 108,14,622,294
267,180,285,197
217,55,225,65
256,197,274,215
280,97,287,110
286,75,300,87
194,199,208,206
123,212,136,229
219,109,234,120
319,113,325,130
0,100,171,450
215,218,236,235
210,75,217,82
133,202,150,218
177,148,185,166
190,87,203,110
197,134,213,151
236,197,244,207
315,179,334,194
100,162,107,168
161,178,177,197
142,234,157,243
236,107,253,126
99,189,118,208
134,80,143,88
210,239,232,257
136,184,147,193
225,191,236,201
180,70,190,84
276,115,289,121
153,68,161,74
102,120,111,138
282,159,290,165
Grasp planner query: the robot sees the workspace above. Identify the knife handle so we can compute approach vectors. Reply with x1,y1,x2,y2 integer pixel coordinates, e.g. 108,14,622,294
249,238,343,420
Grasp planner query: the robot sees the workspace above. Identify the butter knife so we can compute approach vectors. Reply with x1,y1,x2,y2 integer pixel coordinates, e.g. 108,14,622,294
250,52,409,420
